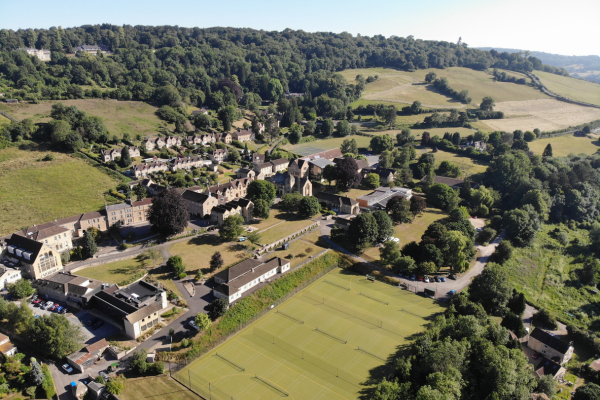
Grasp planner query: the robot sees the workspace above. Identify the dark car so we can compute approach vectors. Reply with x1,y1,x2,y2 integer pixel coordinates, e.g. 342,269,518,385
87,317,100,327
434,276,440,282
449,274,457,280
92,320,105,330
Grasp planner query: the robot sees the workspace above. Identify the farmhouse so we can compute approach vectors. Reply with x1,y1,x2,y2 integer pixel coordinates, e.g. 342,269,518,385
15,222,73,252
89,280,168,339
213,257,291,303
232,129,254,142
527,328,574,365
356,187,413,209
131,161,169,178
105,198,152,227
180,190,219,218
3,234,63,280
32,272,103,307
315,192,360,215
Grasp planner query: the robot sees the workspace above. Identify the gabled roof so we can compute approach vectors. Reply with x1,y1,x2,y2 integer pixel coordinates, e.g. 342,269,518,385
529,328,571,354
181,190,212,204
214,258,263,283
315,192,358,207
5,234,45,263
270,158,289,167
432,176,464,187
534,357,563,378
125,300,164,323
85,338,109,354
308,158,334,169
256,162,273,170
15,222,69,241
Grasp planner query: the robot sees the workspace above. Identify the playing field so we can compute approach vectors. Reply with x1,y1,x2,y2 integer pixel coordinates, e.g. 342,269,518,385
175,268,443,399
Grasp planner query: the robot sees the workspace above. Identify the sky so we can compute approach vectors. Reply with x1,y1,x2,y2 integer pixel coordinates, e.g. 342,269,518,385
1,0,599,56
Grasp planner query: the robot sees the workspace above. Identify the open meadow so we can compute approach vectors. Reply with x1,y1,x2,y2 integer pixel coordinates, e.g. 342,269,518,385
0,99,167,138
175,267,444,400
121,376,199,400
339,67,548,108
429,147,489,177
528,135,600,157
536,71,600,106
0,145,119,236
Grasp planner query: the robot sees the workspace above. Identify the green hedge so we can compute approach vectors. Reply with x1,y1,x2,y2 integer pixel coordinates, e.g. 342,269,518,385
41,364,56,399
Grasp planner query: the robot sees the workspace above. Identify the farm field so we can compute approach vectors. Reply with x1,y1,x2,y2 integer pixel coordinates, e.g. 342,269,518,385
0,99,167,138
428,147,490,177
362,208,445,261
0,146,118,236
340,67,548,108
536,71,600,106
121,376,199,400
175,267,444,400
527,135,600,157
482,99,600,132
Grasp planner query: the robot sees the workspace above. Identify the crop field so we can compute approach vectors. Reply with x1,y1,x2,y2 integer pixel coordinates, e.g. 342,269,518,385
340,67,548,108
0,99,166,138
175,268,444,400
0,146,118,236
536,71,600,106
482,99,600,132
528,135,600,157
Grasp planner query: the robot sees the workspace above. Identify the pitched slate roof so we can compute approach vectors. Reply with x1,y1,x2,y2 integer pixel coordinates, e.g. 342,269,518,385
308,158,335,169
5,234,45,263
315,192,358,207
125,300,164,323
529,328,571,354
181,190,212,204
270,158,289,167
15,222,69,241
214,258,263,283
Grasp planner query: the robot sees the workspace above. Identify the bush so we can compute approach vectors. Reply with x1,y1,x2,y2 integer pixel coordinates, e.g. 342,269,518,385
41,365,55,399
181,338,189,348
178,273,188,279
151,361,165,375
105,378,124,395
95,375,105,384
477,227,497,244
41,154,54,161
533,309,558,330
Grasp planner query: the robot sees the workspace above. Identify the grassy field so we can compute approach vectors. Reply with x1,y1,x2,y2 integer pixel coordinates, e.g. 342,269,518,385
282,134,376,156
121,376,199,400
0,146,119,236
258,218,317,245
363,208,445,261
528,135,600,157
0,99,167,138
536,71,600,106
427,147,490,177
175,267,444,399
340,67,548,107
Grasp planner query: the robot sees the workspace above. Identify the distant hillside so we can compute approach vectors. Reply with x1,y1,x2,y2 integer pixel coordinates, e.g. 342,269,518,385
477,47,600,83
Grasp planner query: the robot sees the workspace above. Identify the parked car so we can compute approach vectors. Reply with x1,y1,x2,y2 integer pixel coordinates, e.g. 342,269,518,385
62,364,73,374
434,276,440,282
188,319,199,331
448,274,457,280
60,308,68,314
31,294,38,301
42,301,53,310
99,371,110,381
439,277,446,282
424,277,430,283
410,275,416,281
32,299,43,306
92,320,104,330
55,306,63,313
417,276,424,282
87,317,100,326
49,303,59,311
238,237,247,242
448,290,456,296
532,352,539,359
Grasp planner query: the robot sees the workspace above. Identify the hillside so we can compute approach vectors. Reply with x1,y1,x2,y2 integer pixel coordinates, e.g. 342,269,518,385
535,71,600,106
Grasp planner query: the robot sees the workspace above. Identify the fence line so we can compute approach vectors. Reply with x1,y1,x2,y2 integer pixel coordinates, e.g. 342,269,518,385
276,310,304,324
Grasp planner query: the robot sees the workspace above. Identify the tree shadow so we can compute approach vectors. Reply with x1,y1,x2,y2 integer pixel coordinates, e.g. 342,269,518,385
188,234,224,247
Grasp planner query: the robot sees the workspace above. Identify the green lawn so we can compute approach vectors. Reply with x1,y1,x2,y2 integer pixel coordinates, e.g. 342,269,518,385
536,71,600,106
426,147,490,178
248,209,295,231
175,267,444,400
282,134,376,156
76,259,142,284
362,208,446,261
528,135,600,157
121,376,199,400
0,146,119,236
258,218,316,245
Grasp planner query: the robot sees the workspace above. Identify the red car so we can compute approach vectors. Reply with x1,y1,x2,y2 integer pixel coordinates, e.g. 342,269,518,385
32,299,43,306
532,353,540,359
417,276,424,282
49,303,60,311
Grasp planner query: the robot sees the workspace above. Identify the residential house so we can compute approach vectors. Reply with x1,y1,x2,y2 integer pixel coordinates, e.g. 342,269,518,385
105,198,152,227
533,357,566,380
3,234,63,280
315,192,360,215
248,153,265,165
171,155,204,171
308,158,335,180
356,187,413,209
127,178,153,192
72,44,110,54
362,166,397,185
165,136,182,148
0,266,21,289
180,190,219,218
89,280,167,339
216,132,232,144
527,328,574,365
237,168,256,180
270,158,289,174
211,198,253,225
86,381,105,400
232,129,253,142
66,339,110,373
143,137,165,152
185,135,201,146
0,333,17,359
333,215,356,231
199,133,216,145
213,257,291,303
288,158,309,179
32,272,103,308
131,161,169,178
16,222,73,252
474,141,487,151
302,148,343,162
205,178,252,201
55,211,108,238
18,47,51,61
269,173,312,197
254,162,274,177
208,149,228,164
101,146,139,162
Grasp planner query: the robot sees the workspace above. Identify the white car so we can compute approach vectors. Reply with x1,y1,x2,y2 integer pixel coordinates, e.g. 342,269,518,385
188,320,199,331
62,364,73,374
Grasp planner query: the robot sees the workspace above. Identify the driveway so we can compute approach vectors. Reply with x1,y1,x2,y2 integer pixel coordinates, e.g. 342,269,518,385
51,354,118,400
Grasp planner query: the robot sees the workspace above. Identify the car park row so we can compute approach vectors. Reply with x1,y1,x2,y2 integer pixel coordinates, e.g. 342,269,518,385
31,294,68,314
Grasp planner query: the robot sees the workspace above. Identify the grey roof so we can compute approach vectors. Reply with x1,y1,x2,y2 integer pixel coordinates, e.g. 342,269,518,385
105,203,131,212
315,192,358,207
270,158,289,167
308,158,335,169
529,328,571,354
181,190,211,204
5,234,45,263
214,258,263,283
125,300,164,323
270,172,288,185
433,176,464,187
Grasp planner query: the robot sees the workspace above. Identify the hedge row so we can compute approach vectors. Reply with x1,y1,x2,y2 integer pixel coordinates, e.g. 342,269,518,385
41,364,56,399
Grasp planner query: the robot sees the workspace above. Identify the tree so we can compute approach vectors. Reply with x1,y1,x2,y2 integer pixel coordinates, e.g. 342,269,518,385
580,257,600,286
535,375,557,398
349,213,378,250
28,314,85,359
542,143,553,157
195,313,212,331
386,196,414,223
436,161,461,178
340,138,358,155
370,135,394,153
148,188,190,236
425,72,437,83
507,290,526,316
382,107,397,129
419,261,438,275
247,180,276,205
120,146,132,167
574,383,600,400
144,248,161,269
501,312,527,337
419,243,444,268
392,256,417,275
421,131,431,146
288,123,303,144
105,378,124,395
582,125,592,134
503,208,540,246
469,262,512,315
209,298,229,320
490,240,513,264
397,129,414,146
131,349,148,374
480,96,495,111
443,230,472,273
253,199,270,219
336,157,361,190
532,309,558,330
428,184,459,211
7,280,34,299
323,164,337,185
372,210,394,243
133,183,148,201
410,101,422,114
410,196,427,216
379,241,402,266
280,192,303,212
321,119,334,137
210,251,224,272
364,173,380,189
335,120,351,137
82,230,97,259
29,358,44,386
267,79,284,102
298,196,320,218
167,255,185,276
219,215,244,241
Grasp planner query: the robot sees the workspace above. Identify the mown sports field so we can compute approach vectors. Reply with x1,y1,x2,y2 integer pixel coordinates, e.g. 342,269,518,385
175,268,444,399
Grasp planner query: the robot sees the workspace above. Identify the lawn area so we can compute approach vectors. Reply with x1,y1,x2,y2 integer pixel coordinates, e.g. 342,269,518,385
121,376,199,400
0,99,167,138
425,147,490,177
363,208,446,261
175,267,444,400
258,218,316,245
247,208,294,231
317,185,373,200
282,133,378,156
528,135,600,157
274,232,327,268
536,71,600,106
0,145,119,236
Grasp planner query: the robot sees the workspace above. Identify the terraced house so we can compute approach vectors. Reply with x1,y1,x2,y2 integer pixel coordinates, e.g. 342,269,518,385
3,234,63,280
216,132,232,144
199,133,216,145
180,190,220,218
205,178,253,201
270,158,289,173
208,149,228,163
165,136,182,148
131,161,169,178
101,146,140,162
232,128,254,142
106,199,152,226
185,135,202,146
170,155,205,171
143,137,165,151
55,211,108,238
211,198,253,226
254,162,274,177
15,222,73,252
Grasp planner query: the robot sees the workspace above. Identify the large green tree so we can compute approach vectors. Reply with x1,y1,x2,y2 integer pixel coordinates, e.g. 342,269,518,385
82,230,97,259
349,213,378,250
219,215,244,241
253,199,270,219
247,180,276,205
469,262,512,315
148,188,190,236
298,196,320,218
372,210,394,243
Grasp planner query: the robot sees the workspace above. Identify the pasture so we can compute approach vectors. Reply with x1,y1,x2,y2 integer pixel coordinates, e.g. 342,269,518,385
536,71,600,106
0,146,118,236
175,267,444,400
0,99,166,138
429,148,490,176
528,135,600,157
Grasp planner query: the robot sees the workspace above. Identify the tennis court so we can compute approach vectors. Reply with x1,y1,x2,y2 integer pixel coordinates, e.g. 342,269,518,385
175,268,444,399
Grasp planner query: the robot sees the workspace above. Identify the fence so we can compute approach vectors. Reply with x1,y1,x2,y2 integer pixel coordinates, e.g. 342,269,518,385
257,222,320,255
